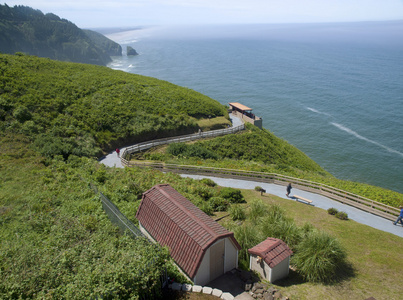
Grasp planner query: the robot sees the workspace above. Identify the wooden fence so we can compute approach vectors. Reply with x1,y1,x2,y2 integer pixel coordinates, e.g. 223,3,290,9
121,123,245,162
124,162,400,221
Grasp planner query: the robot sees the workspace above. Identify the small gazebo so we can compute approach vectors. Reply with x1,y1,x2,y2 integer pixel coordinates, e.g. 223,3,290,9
228,102,262,129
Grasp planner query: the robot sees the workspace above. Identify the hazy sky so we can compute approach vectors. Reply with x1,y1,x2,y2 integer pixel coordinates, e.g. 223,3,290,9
5,0,403,28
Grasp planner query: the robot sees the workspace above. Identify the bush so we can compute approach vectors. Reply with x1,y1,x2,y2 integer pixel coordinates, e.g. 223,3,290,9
254,186,262,191
220,187,245,203
200,201,213,215
327,207,339,215
336,211,348,220
200,178,217,187
292,230,347,283
248,199,268,221
229,204,246,221
209,196,229,212
232,223,263,266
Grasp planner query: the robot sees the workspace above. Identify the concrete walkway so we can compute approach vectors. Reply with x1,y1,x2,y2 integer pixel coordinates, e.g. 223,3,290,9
100,113,243,168
181,174,403,238
99,114,403,239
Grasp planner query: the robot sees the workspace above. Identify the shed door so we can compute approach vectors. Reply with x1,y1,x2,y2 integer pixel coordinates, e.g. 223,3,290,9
210,240,225,281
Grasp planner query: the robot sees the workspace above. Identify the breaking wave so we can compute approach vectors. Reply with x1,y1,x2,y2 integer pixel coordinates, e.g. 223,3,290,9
331,122,403,158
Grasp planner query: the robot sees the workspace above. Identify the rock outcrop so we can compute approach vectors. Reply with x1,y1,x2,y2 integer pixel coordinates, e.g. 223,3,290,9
127,46,139,56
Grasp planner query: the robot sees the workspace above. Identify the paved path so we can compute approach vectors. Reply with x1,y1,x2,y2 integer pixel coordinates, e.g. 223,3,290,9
99,114,403,238
99,114,243,168
181,174,403,238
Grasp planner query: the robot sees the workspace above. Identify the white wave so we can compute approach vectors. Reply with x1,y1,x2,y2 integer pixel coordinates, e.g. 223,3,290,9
331,122,403,158
306,107,332,117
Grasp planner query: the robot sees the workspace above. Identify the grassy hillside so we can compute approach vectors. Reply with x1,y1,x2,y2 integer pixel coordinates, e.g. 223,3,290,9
0,53,227,159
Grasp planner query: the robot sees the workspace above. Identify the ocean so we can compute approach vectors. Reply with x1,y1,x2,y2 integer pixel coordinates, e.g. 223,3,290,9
105,22,403,194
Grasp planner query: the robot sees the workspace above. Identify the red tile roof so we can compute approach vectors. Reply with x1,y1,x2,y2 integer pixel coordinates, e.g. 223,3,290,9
136,184,241,279
248,237,292,268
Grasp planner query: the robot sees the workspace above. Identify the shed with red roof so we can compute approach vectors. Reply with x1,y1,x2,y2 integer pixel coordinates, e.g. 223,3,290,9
248,237,292,283
136,184,241,285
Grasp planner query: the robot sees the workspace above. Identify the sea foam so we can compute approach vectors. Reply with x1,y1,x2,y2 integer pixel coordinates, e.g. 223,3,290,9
331,122,403,158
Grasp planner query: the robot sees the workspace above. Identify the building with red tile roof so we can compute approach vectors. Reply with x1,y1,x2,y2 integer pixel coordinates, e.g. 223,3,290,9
248,237,292,283
136,184,241,285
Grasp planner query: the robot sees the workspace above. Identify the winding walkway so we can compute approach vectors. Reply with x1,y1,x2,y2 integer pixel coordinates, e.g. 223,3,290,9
100,115,403,238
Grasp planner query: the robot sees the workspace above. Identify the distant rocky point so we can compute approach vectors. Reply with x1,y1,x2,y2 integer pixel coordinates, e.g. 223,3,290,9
127,46,139,56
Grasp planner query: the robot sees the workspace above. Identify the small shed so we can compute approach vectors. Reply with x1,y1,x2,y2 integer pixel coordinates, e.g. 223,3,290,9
248,237,292,283
136,184,241,285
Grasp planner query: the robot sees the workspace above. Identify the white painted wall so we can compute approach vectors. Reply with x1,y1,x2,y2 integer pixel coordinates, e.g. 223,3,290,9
224,238,238,273
194,247,210,285
249,254,290,283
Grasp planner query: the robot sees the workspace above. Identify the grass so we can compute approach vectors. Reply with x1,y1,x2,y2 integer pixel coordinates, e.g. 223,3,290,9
196,116,231,131
219,189,403,300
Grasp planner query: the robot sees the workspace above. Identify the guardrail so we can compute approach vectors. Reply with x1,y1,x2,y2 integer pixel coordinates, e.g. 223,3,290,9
125,162,400,221
121,123,245,161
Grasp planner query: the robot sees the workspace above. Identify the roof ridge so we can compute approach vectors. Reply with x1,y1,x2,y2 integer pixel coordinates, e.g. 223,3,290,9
263,239,282,257
156,184,220,243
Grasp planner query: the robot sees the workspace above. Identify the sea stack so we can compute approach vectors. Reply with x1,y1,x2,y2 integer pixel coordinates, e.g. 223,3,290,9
127,46,138,56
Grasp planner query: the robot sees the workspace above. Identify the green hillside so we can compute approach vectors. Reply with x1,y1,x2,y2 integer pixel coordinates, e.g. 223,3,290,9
0,4,121,65
0,53,227,159
1,53,402,299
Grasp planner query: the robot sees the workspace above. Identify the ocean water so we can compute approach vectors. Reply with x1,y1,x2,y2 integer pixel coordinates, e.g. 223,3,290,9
105,22,403,194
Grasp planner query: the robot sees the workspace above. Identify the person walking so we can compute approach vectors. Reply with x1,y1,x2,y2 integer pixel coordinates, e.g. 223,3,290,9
116,148,120,157
286,183,292,197
393,206,403,226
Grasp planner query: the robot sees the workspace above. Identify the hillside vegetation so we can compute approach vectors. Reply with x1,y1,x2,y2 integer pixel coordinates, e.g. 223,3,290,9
0,53,227,159
0,4,121,65
137,124,403,207
1,53,402,299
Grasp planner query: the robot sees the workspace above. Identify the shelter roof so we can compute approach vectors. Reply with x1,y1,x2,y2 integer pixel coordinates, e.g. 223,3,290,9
248,237,292,268
136,184,241,279
229,102,252,111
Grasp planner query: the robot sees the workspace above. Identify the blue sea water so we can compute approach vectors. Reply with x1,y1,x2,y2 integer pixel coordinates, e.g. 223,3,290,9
105,22,403,194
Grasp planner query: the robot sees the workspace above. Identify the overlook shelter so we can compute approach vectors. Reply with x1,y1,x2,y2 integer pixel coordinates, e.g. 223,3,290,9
229,102,262,129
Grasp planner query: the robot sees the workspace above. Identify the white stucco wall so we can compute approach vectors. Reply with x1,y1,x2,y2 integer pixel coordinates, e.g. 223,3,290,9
193,246,210,285
269,256,290,283
224,238,238,273
249,254,290,283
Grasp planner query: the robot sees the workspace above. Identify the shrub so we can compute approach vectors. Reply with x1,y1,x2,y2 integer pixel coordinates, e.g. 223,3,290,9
336,211,348,220
200,178,217,187
292,230,347,283
260,217,302,249
13,105,32,122
229,204,246,221
209,196,229,212
220,187,245,203
232,223,263,266
327,207,339,215
200,202,213,216
248,199,268,221
254,186,262,191
167,143,188,156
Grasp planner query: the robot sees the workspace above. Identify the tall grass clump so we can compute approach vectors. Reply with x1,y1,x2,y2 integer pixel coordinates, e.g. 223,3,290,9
292,230,347,283
232,223,263,268
229,204,246,221
248,199,268,223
